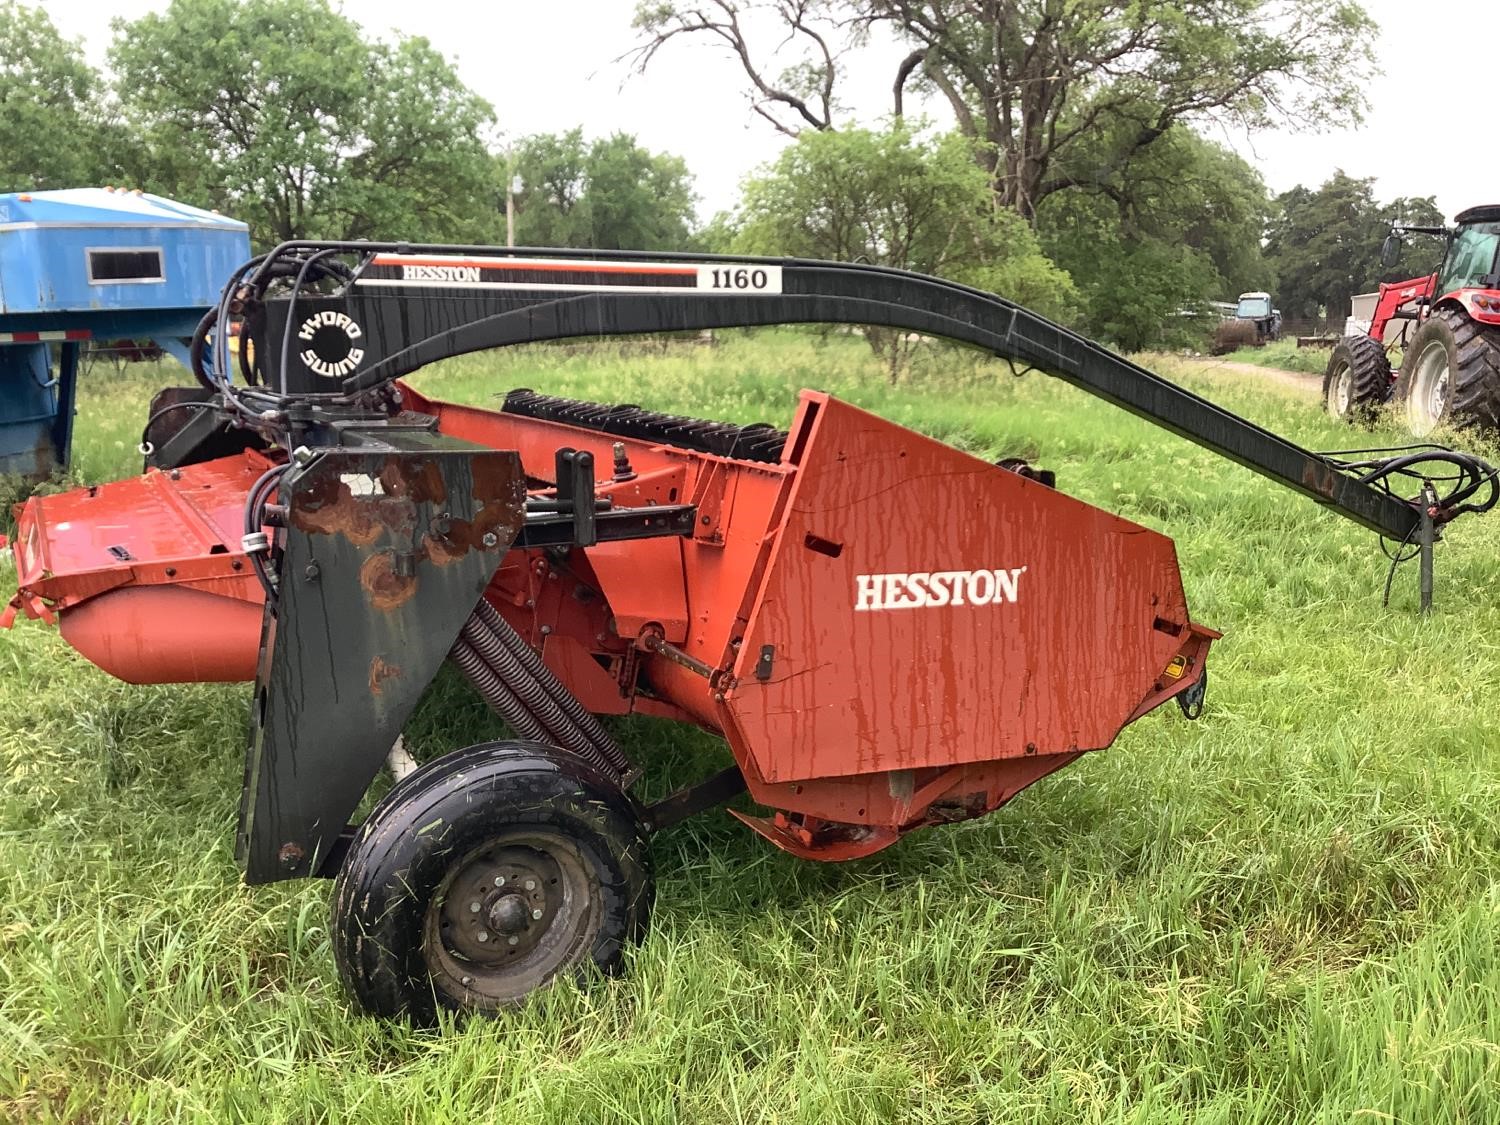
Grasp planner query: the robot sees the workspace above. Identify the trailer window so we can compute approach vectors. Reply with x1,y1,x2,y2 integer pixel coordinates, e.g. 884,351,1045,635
87,248,165,284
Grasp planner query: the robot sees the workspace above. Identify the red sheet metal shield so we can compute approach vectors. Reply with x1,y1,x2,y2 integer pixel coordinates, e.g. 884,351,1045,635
722,393,1197,784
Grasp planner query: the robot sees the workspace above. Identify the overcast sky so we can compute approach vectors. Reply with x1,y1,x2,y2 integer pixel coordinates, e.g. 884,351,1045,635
39,0,1498,222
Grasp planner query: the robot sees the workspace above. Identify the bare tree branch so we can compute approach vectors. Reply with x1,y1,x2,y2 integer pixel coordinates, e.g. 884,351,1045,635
624,0,837,134
891,46,924,118
628,0,1378,221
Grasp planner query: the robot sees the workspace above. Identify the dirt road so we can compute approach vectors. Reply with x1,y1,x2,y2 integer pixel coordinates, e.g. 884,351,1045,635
1188,357,1323,397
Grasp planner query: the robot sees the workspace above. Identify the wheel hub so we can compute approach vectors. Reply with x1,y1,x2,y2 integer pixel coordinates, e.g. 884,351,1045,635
439,848,560,961
488,892,530,935
421,831,601,1007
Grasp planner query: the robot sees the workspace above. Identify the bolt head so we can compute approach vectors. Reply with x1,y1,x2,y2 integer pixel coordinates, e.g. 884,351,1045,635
494,875,505,886
482,531,499,547
531,908,543,920
469,901,481,913
524,879,536,891
507,935,519,946
461,975,473,986
476,930,489,942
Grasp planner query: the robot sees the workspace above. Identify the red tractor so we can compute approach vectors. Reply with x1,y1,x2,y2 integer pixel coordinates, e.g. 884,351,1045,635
1324,205,1500,436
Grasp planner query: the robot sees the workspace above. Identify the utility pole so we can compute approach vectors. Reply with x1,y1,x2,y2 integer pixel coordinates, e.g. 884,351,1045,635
506,172,522,248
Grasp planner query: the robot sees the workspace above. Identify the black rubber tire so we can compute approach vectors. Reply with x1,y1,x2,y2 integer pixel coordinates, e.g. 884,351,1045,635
1394,306,1500,436
1322,334,1393,423
331,740,652,1023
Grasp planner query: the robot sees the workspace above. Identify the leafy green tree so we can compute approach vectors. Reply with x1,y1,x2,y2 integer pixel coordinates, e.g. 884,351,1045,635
1037,124,1273,349
110,0,499,245
632,0,1376,219
1264,173,1445,319
0,2,110,189
513,129,697,250
733,125,1078,377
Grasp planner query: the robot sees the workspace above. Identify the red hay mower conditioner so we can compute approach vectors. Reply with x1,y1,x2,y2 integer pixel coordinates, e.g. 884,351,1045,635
1325,205,1500,436
6,244,1496,1021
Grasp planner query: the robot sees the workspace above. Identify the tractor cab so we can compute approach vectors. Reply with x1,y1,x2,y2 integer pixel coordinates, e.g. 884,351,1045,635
1436,206,1500,297
1381,204,1500,309
1235,292,1272,320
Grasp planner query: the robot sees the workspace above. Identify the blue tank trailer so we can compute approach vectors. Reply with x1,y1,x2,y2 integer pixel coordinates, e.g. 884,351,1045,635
0,187,250,476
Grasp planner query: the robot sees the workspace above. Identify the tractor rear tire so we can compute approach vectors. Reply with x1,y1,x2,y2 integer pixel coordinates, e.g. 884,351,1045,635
1322,334,1392,423
1394,307,1500,437
330,740,652,1023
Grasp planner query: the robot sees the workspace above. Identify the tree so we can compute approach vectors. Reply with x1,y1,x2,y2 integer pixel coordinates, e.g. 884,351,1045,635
1379,195,1450,283
1036,125,1273,349
0,2,110,189
1264,173,1444,320
733,125,1078,377
512,129,698,250
109,0,499,245
631,0,1376,220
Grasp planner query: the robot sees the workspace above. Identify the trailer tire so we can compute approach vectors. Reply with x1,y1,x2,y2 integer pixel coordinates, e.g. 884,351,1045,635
1323,334,1392,423
330,740,652,1023
1395,307,1500,436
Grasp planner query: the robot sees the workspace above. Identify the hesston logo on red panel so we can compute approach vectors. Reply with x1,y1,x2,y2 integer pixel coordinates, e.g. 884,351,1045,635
854,568,1028,610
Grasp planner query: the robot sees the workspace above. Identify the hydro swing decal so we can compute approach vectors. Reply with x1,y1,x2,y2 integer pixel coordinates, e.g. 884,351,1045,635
297,310,365,378
356,254,784,295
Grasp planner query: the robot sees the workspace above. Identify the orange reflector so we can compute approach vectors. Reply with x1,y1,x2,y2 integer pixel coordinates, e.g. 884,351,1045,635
1163,655,1188,680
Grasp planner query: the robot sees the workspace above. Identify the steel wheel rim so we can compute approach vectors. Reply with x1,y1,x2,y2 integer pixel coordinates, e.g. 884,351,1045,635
1407,340,1451,436
422,830,601,1007
1329,361,1353,415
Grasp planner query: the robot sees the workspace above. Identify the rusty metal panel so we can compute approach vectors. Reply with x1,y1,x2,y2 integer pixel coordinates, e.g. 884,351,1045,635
238,441,525,884
722,393,1194,784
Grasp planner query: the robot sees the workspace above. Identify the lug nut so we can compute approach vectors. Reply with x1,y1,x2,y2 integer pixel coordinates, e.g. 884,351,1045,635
531,908,543,920
469,901,481,913
508,935,519,946
476,930,489,943
494,875,505,886
524,879,535,891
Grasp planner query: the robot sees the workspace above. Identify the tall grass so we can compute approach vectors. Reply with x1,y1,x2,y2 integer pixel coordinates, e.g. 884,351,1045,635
2,330,1498,1122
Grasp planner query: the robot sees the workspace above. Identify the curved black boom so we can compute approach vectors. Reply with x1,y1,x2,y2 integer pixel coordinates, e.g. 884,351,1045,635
225,242,1483,542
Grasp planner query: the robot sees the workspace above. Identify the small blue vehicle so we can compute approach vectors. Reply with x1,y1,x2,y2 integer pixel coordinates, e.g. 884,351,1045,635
0,187,250,476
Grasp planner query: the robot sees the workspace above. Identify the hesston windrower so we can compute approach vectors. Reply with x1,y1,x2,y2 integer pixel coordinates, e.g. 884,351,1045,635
5,245,1496,1020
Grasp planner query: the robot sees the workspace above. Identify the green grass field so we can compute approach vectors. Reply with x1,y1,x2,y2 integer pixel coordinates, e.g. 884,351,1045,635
3,332,1500,1122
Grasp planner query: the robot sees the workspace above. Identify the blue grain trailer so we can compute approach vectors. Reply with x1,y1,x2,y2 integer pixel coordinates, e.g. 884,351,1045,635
0,187,250,476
